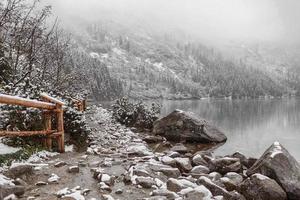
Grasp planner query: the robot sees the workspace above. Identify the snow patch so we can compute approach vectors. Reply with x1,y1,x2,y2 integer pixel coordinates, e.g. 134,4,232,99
253,173,270,180
89,52,100,58
270,141,282,158
0,174,15,186
27,150,59,163
0,142,20,155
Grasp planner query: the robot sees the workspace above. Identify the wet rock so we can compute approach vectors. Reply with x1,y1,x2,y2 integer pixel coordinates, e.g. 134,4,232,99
197,176,244,200
78,160,87,167
208,172,222,181
48,173,60,183
208,157,242,175
123,174,132,185
224,172,243,185
115,189,123,194
54,161,67,168
240,173,287,200
145,196,168,200
151,188,179,199
174,157,192,172
68,166,79,173
100,174,114,186
99,182,112,192
133,168,150,177
170,144,188,154
88,161,100,168
158,168,181,178
184,185,213,200
192,154,208,167
191,165,210,174
102,194,114,200
136,177,156,188
0,185,25,198
166,178,196,192
35,181,48,186
143,135,164,143
168,151,181,158
6,163,33,178
127,144,152,156
220,172,243,191
231,152,257,169
13,178,27,186
153,109,227,143
161,156,176,167
247,142,300,200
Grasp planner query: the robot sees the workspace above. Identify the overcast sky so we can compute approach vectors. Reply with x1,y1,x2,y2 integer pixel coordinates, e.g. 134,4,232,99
46,0,300,45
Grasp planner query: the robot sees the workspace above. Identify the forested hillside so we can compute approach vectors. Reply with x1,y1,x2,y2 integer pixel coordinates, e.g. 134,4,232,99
68,21,295,100
1,0,299,101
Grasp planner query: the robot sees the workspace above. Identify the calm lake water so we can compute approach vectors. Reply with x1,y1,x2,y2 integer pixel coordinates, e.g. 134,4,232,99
159,98,300,160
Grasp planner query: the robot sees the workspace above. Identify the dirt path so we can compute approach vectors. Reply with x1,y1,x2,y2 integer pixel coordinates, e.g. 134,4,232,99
16,106,155,200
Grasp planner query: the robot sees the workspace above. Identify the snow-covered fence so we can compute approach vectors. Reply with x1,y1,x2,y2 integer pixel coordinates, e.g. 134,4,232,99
0,93,65,152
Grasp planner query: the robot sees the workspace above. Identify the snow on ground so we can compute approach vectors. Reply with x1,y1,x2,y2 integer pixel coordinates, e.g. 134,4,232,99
26,150,59,163
0,174,15,186
0,142,20,155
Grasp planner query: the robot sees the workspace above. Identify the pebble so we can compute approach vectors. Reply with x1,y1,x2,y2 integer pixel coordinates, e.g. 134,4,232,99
68,166,80,173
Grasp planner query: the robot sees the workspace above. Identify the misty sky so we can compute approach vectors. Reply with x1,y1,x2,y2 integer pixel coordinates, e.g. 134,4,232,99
47,0,300,45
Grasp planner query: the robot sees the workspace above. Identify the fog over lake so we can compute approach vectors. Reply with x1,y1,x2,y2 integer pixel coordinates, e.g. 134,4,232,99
160,98,300,160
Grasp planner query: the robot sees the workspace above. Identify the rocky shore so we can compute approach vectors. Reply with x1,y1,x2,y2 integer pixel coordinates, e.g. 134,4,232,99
0,106,299,200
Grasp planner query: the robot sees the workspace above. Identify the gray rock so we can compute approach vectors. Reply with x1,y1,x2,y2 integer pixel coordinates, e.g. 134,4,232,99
247,142,300,200
170,144,188,154
197,176,244,200
54,161,67,168
133,168,150,177
208,157,242,175
184,185,213,200
220,172,243,191
166,178,196,192
99,182,112,192
136,177,156,188
153,110,227,143
145,196,168,200
168,151,181,158
0,185,25,198
191,165,210,174
161,156,176,167
151,188,179,199
208,172,222,181
35,181,48,186
143,135,164,143
115,188,123,194
100,174,114,186
174,157,192,172
192,154,208,167
68,166,79,173
159,168,181,178
6,163,33,178
240,173,287,200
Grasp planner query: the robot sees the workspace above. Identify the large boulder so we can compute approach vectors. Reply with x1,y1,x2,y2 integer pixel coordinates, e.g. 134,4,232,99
240,173,287,200
152,110,227,143
247,142,300,200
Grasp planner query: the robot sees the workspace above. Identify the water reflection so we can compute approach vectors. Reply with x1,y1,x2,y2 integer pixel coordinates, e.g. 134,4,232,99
160,98,300,160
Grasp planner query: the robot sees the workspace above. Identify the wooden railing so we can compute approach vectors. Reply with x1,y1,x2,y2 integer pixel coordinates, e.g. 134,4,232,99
72,98,86,111
0,93,65,152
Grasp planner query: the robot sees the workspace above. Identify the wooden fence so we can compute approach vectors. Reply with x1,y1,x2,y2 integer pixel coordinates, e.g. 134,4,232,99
0,93,65,152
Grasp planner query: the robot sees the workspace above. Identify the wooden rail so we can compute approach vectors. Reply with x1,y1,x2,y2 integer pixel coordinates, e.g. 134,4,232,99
71,98,86,111
0,93,65,152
